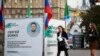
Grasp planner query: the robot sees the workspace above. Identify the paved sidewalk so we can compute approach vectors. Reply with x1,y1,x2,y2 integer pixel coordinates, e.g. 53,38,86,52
68,49,100,56
0,50,100,56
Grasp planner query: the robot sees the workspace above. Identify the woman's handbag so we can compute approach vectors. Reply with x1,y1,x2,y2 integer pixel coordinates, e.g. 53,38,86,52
64,38,70,49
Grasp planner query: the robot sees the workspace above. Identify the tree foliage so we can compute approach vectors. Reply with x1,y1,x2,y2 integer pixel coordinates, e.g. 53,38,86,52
80,5,100,30
80,5,100,48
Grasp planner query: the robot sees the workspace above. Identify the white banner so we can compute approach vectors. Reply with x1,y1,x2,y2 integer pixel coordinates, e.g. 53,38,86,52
45,19,65,56
4,18,43,56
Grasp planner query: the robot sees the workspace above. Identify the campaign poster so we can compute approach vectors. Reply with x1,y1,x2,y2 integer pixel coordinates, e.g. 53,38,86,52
4,18,43,56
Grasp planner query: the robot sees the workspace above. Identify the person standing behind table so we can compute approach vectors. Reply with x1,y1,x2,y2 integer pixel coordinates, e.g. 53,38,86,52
57,26,69,56
87,23,99,56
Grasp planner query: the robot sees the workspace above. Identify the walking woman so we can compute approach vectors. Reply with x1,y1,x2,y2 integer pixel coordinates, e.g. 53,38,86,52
87,23,98,56
57,26,69,56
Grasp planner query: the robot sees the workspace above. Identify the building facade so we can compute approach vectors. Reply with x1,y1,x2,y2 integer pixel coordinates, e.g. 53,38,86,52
4,0,67,19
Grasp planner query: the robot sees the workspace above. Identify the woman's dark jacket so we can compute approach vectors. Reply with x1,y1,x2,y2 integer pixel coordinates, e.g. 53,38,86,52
57,31,68,50
87,28,98,42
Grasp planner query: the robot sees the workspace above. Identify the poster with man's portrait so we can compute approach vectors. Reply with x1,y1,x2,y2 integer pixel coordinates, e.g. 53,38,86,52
27,22,40,37
4,18,43,56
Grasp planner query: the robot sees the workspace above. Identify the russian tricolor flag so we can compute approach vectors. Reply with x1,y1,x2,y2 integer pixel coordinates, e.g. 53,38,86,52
0,0,3,30
44,0,52,30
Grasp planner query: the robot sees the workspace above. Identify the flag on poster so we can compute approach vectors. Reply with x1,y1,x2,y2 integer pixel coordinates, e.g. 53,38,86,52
0,0,3,30
44,0,52,30
26,1,31,18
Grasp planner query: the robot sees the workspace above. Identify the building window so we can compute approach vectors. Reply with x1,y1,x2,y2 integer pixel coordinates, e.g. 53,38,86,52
4,4,7,8
4,15,7,19
20,0,22,2
12,15,15,18
15,0,17,3
26,0,28,1
17,9,22,15
15,9,17,14
8,15,11,18
23,15,26,18
8,5,11,8
30,0,32,3
9,9,12,14
9,0,11,2
22,9,26,14
6,9,9,14
31,5,32,8
17,9,20,13
49,0,52,7
35,0,38,3
4,0,6,3
15,15,18,18
12,10,16,14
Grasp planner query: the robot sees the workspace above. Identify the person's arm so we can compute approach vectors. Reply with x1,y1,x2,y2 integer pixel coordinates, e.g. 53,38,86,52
64,32,68,40
93,30,99,38
57,32,59,41
64,32,69,47
57,32,58,37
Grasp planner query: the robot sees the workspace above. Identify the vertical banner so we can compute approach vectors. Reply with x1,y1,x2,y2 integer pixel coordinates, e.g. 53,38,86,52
4,18,43,56
45,19,65,56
